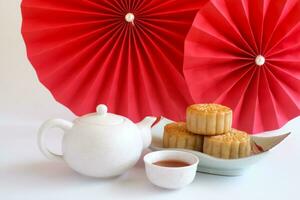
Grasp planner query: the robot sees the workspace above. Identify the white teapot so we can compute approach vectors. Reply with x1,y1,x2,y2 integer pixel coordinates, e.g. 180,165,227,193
38,104,156,178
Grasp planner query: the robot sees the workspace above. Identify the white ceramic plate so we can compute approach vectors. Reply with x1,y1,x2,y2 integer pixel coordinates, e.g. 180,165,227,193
150,117,290,176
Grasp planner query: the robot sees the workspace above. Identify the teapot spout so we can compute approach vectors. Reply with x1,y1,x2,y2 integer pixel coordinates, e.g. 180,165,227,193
136,117,157,149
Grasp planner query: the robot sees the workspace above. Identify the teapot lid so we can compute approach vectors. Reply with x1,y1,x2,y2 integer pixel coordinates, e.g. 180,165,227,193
76,104,124,125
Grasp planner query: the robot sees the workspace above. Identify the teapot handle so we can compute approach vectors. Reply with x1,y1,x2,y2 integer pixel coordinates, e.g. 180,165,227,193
37,119,73,161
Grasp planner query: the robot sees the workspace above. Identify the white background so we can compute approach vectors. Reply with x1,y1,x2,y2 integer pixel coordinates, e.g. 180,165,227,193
0,1,300,200
0,0,75,126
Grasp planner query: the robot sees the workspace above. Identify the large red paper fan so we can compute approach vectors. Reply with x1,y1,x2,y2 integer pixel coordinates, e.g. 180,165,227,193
21,0,207,121
184,0,300,133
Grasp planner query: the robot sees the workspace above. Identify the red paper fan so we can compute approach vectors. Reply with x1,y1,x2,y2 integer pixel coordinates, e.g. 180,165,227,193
184,0,300,133
21,0,207,121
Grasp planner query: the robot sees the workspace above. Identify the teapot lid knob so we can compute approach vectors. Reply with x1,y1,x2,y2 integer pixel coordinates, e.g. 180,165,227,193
96,104,108,115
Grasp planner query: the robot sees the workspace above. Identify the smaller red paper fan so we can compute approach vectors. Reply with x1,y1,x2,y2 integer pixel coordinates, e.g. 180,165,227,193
21,0,208,121
183,0,300,134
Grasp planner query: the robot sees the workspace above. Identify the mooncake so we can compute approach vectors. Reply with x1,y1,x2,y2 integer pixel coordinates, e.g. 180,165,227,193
186,104,232,135
203,128,251,159
163,122,203,151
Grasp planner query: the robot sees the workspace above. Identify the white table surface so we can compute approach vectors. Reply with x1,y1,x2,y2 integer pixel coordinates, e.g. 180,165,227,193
1,117,300,200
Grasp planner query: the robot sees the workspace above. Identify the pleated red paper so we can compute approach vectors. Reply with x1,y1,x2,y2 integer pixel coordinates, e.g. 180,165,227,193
184,0,300,133
21,0,208,121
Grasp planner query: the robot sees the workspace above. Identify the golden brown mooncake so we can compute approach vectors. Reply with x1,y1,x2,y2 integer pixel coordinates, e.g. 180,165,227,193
163,122,203,151
186,104,232,135
203,128,251,159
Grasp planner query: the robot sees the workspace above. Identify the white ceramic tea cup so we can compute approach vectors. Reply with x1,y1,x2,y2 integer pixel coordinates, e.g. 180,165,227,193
144,150,199,189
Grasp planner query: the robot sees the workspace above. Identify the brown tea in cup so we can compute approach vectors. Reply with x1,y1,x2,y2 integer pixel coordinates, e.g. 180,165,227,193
153,160,190,167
